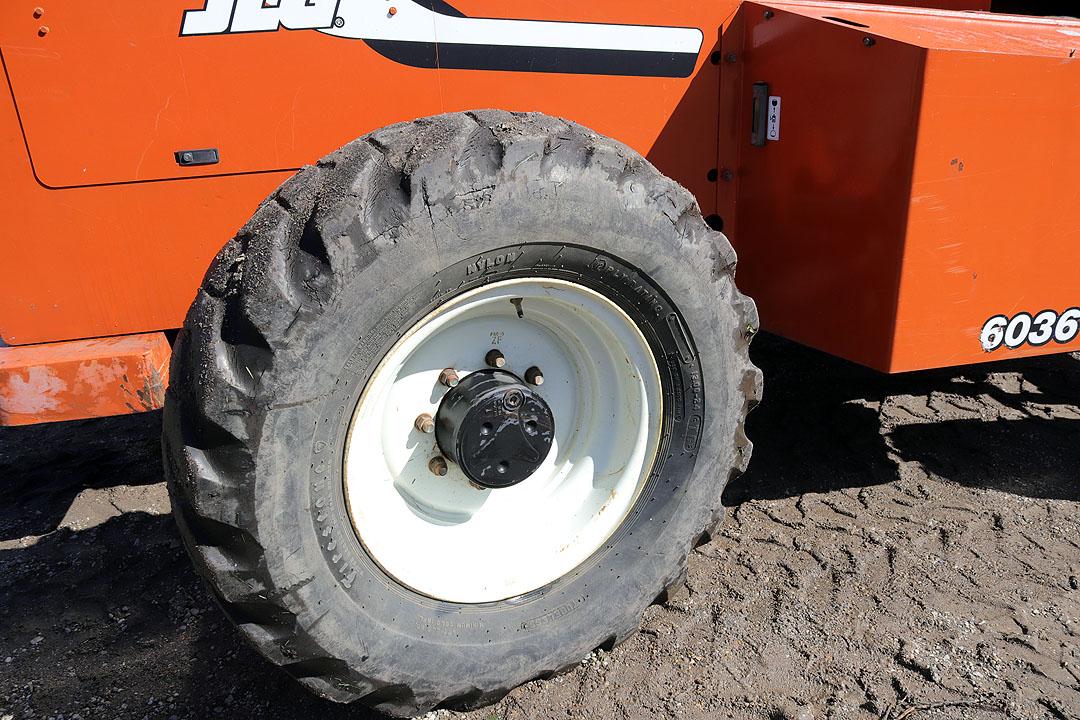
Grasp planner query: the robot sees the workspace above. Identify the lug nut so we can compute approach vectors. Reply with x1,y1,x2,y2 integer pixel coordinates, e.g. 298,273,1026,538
438,368,460,387
485,348,506,368
524,366,544,386
429,456,448,476
414,413,435,434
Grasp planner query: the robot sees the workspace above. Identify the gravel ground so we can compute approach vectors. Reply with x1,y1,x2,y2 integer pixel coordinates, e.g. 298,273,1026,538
1,336,1077,720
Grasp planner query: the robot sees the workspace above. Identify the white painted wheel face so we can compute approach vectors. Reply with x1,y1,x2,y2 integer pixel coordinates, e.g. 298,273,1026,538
343,278,663,603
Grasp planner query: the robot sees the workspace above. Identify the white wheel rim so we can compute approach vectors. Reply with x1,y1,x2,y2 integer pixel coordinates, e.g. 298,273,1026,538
343,278,663,603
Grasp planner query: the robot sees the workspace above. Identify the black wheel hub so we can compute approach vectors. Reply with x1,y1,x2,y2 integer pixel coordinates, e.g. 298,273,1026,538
435,369,555,489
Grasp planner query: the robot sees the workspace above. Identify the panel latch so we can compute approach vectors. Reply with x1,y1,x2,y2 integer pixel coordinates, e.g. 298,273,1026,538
174,148,220,167
751,82,769,147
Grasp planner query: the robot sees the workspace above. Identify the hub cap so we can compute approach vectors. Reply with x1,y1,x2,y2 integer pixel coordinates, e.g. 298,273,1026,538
343,278,663,603
435,369,556,489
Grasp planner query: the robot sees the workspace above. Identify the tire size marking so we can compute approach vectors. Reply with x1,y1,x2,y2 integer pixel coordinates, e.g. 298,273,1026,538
980,308,1080,352
519,599,582,631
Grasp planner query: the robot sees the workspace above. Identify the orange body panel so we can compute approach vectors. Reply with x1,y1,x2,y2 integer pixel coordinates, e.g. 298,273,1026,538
5,0,1074,426
896,45,1080,369
719,2,1080,371
0,0,987,349
0,332,169,426
0,0,739,345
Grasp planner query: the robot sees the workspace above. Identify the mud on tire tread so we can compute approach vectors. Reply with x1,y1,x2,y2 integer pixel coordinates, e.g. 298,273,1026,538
163,110,761,716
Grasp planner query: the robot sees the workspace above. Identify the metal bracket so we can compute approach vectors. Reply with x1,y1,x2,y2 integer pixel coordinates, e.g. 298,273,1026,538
751,82,769,147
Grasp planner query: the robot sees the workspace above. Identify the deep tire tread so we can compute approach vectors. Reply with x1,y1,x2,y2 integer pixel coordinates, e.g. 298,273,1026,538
164,110,761,715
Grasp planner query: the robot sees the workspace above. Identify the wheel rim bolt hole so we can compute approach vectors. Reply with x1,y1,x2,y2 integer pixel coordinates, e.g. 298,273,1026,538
485,349,506,368
480,422,493,436
428,456,448,476
524,366,544,386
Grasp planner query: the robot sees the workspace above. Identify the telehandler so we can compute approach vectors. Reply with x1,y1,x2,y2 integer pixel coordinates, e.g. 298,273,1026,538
0,0,1076,714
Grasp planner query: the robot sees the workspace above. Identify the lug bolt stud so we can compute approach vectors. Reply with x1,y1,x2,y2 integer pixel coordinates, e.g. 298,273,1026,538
485,348,506,368
524,366,544,386
429,456,448,476
414,413,435,434
438,368,460,387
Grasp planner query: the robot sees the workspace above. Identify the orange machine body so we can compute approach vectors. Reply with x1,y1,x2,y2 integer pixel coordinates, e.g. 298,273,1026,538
719,2,1080,371
2,0,1077,424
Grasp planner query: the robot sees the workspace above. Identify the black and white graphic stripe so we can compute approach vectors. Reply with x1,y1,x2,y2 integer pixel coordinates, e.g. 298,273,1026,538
324,0,703,77
180,0,703,77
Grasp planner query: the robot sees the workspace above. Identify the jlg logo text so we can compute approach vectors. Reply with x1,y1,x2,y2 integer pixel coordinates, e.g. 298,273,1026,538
181,0,342,36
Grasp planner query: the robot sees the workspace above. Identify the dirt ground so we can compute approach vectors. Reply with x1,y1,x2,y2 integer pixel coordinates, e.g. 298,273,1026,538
1,336,1077,720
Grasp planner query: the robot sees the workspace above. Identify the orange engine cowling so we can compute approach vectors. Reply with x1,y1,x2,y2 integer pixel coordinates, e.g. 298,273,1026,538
718,1,1080,372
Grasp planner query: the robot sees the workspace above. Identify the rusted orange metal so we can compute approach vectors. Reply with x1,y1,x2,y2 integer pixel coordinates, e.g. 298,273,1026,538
0,333,170,426
718,1,1080,372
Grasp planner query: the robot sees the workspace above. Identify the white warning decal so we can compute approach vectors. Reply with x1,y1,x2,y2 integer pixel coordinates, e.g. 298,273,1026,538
766,96,781,141
980,307,1080,352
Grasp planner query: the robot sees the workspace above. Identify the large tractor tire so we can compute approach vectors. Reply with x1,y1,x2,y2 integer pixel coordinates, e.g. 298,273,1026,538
162,110,760,716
